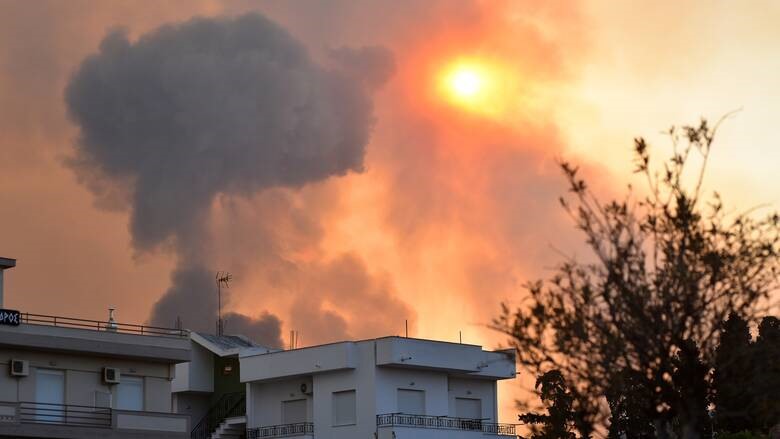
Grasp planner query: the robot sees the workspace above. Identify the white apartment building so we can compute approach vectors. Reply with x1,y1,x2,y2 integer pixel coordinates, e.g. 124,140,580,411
239,336,518,439
0,257,193,439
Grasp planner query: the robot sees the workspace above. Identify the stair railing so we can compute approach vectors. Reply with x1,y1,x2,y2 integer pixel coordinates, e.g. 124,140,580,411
191,392,246,439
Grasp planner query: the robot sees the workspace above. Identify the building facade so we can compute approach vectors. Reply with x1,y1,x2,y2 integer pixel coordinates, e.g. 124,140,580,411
240,336,518,439
0,257,192,439
173,331,273,438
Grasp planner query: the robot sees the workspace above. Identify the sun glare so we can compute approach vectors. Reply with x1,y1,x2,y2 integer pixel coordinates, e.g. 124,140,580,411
451,68,482,98
437,59,516,119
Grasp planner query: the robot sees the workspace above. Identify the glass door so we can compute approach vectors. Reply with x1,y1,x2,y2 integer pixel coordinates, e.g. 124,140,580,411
34,369,65,423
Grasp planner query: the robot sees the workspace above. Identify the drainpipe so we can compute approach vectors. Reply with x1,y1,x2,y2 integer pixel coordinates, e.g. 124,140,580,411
0,257,16,308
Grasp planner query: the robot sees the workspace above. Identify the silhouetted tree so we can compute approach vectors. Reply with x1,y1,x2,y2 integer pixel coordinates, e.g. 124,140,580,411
606,368,656,439
713,313,754,433
752,316,780,432
519,370,579,439
672,339,712,439
494,118,780,437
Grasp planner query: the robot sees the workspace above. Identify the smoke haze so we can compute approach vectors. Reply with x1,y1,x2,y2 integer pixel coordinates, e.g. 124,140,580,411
5,0,777,422
65,13,395,346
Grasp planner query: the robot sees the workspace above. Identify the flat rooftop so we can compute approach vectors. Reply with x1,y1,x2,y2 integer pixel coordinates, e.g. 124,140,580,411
0,312,190,363
240,335,516,383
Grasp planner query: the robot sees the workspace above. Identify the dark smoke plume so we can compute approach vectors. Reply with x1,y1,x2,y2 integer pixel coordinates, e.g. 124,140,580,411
65,13,391,346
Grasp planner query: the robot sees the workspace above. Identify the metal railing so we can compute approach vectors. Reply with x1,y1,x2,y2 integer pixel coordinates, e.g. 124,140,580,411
18,401,112,428
20,313,188,337
377,413,517,436
248,422,314,438
191,392,246,439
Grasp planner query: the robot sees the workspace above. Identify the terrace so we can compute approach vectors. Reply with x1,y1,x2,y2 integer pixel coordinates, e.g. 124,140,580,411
0,312,190,363
0,400,189,438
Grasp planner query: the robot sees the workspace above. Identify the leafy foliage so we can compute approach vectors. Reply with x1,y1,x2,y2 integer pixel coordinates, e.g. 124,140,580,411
713,314,754,433
519,370,579,439
495,118,780,436
606,368,656,439
751,316,780,431
671,339,712,439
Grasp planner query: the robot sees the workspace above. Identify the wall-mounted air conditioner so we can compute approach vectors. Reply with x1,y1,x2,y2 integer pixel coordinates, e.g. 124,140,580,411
10,359,28,377
300,382,313,395
103,367,121,384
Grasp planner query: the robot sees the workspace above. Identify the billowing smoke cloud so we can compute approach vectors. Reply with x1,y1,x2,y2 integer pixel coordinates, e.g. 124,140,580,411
329,46,396,89
65,12,395,346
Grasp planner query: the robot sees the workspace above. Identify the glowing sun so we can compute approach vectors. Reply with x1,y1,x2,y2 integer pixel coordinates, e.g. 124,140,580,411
450,68,483,98
436,57,527,121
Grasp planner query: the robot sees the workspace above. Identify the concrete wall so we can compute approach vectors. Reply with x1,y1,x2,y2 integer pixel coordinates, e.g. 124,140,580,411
247,377,313,428
375,368,449,417
240,342,356,382
173,392,210,428
375,338,515,380
0,323,190,363
114,410,189,433
311,342,377,439
0,348,174,412
172,342,213,393
447,377,497,421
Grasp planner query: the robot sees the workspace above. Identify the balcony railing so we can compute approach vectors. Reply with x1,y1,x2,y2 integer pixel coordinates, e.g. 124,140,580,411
248,422,314,438
377,413,517,436
18,401,112,428
19,313,188,337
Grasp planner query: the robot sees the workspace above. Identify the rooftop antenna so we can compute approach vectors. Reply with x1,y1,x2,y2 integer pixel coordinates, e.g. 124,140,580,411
215,271,232,336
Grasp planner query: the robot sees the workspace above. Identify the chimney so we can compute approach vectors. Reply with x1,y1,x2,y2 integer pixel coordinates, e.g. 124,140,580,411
0,257,17,309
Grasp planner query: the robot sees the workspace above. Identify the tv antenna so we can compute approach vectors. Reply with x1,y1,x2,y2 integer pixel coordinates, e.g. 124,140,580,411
216,271,232,336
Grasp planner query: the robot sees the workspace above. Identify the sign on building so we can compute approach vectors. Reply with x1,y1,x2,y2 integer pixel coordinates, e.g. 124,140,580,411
0,309,21,326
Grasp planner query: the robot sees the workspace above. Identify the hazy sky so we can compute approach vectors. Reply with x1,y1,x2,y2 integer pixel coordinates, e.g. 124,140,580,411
1,0,778,420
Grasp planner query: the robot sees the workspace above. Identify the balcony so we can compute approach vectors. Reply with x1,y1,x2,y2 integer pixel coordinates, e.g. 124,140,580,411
247,422,314,438
0,400,190,438
377,414,518,438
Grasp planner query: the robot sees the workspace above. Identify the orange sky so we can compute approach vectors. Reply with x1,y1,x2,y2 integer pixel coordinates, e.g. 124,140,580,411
1,0,779,423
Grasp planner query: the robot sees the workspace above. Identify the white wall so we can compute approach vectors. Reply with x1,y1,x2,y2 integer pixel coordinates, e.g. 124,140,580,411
447,377,497,421
0,348,173,412
173,393,210,427
242,339,511,439
247,378,313,428
375,368,449,417
308,341,376,439
172,343,213,393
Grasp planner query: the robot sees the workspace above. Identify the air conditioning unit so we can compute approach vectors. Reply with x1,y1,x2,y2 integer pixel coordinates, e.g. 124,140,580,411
300,382,313,395
10,359,28,377
103,367,121,384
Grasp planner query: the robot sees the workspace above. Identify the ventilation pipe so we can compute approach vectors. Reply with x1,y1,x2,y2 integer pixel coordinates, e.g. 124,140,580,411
0,257,16,308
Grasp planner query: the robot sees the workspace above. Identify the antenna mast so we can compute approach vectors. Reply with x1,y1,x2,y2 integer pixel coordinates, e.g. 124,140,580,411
215,271,232,336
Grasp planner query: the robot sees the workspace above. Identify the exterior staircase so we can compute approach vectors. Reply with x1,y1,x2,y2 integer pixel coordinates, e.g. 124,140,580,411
210,415,246,439
191,392,246,439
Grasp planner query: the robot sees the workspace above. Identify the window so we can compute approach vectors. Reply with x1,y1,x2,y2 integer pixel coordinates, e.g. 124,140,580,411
455,397,482,420
282,399,307,424
332,390,356,426
397,389,425,415
116,376,144,411
35,369,64,422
